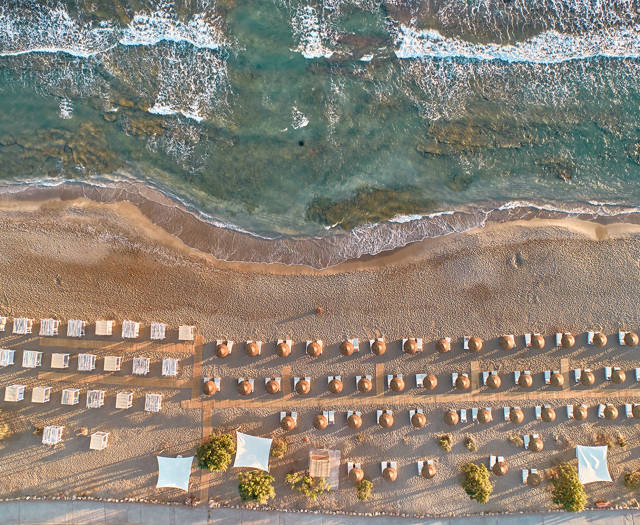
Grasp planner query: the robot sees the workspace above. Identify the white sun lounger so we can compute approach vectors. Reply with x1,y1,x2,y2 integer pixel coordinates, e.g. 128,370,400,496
306,340,323,355
625,404,633,418
574,369,582,383
238,378,255,393
387,374,402,388
604,367,612,381
459,409,467,423
415,373,427,387
514,370,521,383
348,461,361,474
380,461,397,474
535,406,542,420
522,469,529,483
377,410,392,425
369,338,382,353
0,317,6,331
619,331,628,345
324,410,335,425
409,409,424,424
489,455,497,469
451,372,458,386
402,338,423,353
503,407,510,421
597,404,605,418
463,336,470,350
355,375,372,389
523,435,530,449
544,370,550,384
636,368,640,382
471,408,478,422
566,405,574,419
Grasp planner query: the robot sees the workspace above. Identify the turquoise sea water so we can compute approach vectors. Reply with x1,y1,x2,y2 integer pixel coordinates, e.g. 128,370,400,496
1,0,640,255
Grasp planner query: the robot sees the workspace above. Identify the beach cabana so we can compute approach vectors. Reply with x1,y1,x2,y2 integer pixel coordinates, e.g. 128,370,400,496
66,320,86,338
0,317,6,331
245,341,262,357
95,320,115,336
276,339,292,357
42,426,63,446
403,338,422,354
233,432,272,472
388,374,405,392
237,378,254,395
0,349,15,367
116,391,134,409
576,445,612,484
156,456,194,491
12,318,33,335
178,325,196,341
280,411,297,431
31,386,51,404
347,411,362,429
348,462,364,483
121,320,140,339
370,338,386,355
77,353,96,372
22,350,42,369
340,339,358,356
145,393,162,412
150,322,167,341
162,358,179,377
51,353,70,369
381,461,397,482
328,376,343,394
499,334,515,350
356,375,373,393
61,388,80,405
377,410,394,428
132,357,150,376
39,319,59,337
294,377,311,395
215,340,233,358
90,431,109,451
86,390,105,409
103,355,122,372
306,340,323,357
410,409,426,428
4,385,25,402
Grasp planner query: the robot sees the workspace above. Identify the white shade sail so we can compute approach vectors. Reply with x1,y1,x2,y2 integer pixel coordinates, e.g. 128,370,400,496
576,445,612,484
233,432,272,472
156,456,194,491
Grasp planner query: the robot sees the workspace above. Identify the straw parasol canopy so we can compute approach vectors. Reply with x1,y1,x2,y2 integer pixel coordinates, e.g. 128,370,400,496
493,460,508,476
518,372,533,388
581,370,595,386
612,368,626,384
379,412,394,428
349,467,364,484
358,377,373,393
499,335,515,350
313,414,328,430
550,372,564,387
530,437,544,452
203,379,217,395
486,374,501,390
561,333,575,348
328,378,343,394
455,375,471,390
510,407,524,424
281,415,297,431
423,374,438,390
468,336,483,352
527,471,542,487
295,379,311,395
633,404,640,419
382,466,397,482
371,339,386,355
404,338,419,354
604,405,618,420
339,340,354,356
532,334,545,350
478,408,492,423
411,412,427,428
347,413,362,429
390,376,405,392
444,409,459,426
541,406,556,422
436,338,451,353
573,404,588,420
275,341,291,357
421,463,437,479
593,332,607,347
625,331,639,346
245,341,260,357
265,379,280,395
307,341,322,357
215,343,230,358
237,380,252,396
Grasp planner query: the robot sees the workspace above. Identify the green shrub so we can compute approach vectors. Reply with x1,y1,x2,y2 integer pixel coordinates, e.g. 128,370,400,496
356,479,373,501
286,470,329,500
508,434,524,447
617,434,627,448
464,436,477,452
461,463,492,503
0,421,10,440
270,439,287,459
552,462,586,512
624,471,640,491
238,470,275,504
196,433,235,472
439,434,453,452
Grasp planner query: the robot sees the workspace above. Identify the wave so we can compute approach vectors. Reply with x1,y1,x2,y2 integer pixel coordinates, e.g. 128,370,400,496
291,6,335,59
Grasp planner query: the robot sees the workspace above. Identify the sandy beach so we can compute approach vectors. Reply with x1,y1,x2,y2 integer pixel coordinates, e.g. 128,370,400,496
1,194,640,517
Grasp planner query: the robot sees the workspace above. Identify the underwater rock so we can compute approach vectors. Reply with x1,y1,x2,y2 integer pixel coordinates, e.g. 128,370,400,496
626,142,640,165
117,97,135,109
103,112,118,122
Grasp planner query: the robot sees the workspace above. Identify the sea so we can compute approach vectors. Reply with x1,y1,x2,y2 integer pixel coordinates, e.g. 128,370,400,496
1,0,640,267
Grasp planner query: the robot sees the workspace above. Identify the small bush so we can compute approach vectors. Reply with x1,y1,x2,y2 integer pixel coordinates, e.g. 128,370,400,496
508,434,524,447
461,463,492,503
197,433,236,472
270,439,287,458
439,434,453,452
0,421,10,440
552,462,586,512
238,470,275,504
286,470,329,500
617,434,627,448
464,436,477,452
356,479,373,501
625,471,640,491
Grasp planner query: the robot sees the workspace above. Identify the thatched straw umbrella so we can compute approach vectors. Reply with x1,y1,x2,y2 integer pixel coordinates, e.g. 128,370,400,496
625,331,639,346
358,377,373,393
281,415,297,431
421,463,436,479
550,372,564,387
612,368,626,384
411,412,427,428
404,338,419,354
339,340,354,356
215,343,230,358
307,341,322,357
313,414,328,430
237,380,252,396
444,409,459,426
265,379,280,395
423,374,438,390
527,471,542,487
455,375,471,391
573,404,588,420
371,339,386,355
530,437,544,452
275,341,291,357
532,334,545,350
328,377,343,394
604,405,618,420
436,338,451,353
468,336,483,352
295,378,310,395
518,372,533,388
633,404,640,419
478,408,492,423
382,466,397,482
486,374,501,390
499,335,515,351
593,332,607,347
493,461,508,476
347,413,362,429
203,379,217,395
379,412,394,428
561,333,575,348
581,370,595,386
541,407,556,422
390,376,405,392
245,341,260,357
510,407,524,424
349,467,364,484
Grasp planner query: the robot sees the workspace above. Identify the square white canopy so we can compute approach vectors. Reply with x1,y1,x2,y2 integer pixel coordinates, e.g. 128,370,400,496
576,445,612,484
156,456,194,491
233,432,272,472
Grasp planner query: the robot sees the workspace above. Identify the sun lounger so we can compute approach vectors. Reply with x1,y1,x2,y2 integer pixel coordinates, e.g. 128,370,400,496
415,373,427,387
523,435,530,449
597,404,606,418
604,367,612,381
144,393,162,412
347,410,360,420
324,410,335,425
380,461,397,474
409,409,424,423
31,386,51,403
22,350,42,368
574,369,582,383
116,391,133,409
89,431,109,451
522,469,529,483
566,405,574,419
42,425,63,446
0,317,6,331
0,349,15,367
238,377,255,392
459,409,467,423
348,461,361,474
625,404,632,418
535,406,542,420
451,372,458,386
416,461,424,475
514,370,521,384
636,368,640,382
4,385,25,402
356,375,372,389
503,407,510,421
377,410,392,425
524,333,532,347
619,331,627,345
489,455,497,469
482,371,489,385
544,371,551,385
587,331,594,344
555,333,562,346
463,336,470,350
471,408,478,422
216,339,234,353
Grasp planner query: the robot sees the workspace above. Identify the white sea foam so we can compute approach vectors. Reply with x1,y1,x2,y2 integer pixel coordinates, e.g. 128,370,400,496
291,107,310,129
58,98,73,119
291,6,335,58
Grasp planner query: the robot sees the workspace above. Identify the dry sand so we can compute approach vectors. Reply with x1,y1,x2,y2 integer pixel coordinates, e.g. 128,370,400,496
0,197,640,517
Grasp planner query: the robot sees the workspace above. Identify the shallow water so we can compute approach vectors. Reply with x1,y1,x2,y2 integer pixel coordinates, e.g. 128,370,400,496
1,0,640,252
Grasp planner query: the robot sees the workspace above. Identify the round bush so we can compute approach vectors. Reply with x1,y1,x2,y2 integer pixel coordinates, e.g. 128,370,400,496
552,462,586,512
196,433,235,472
238,470,275,504
356,479,373,501
461,463,492,503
